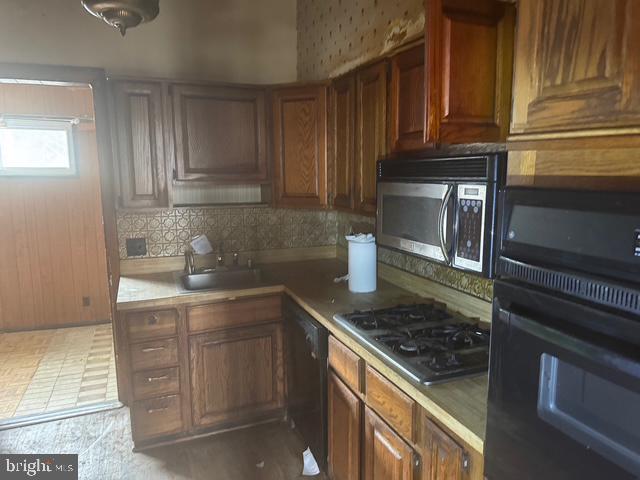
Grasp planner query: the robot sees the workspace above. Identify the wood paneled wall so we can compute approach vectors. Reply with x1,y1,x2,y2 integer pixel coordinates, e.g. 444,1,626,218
0,84,111,331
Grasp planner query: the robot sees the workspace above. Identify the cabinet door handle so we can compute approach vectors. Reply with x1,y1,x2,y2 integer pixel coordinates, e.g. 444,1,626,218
147,314,159,325
141,346,165,353
146,406,168,414
146,375,169,383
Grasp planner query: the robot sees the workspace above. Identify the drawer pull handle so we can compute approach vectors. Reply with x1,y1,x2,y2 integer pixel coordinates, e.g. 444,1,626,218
141,346,165,353
148,314,159,325
146,406,168,414
146,375,169,382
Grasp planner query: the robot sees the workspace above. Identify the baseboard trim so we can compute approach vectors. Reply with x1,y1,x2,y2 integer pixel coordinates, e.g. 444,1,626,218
0,400,123,431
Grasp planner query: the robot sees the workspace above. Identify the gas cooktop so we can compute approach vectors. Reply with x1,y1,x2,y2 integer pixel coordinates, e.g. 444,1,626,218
333,302,490,385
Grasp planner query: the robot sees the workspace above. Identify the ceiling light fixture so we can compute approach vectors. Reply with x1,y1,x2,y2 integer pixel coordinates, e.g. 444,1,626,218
81,0,160,36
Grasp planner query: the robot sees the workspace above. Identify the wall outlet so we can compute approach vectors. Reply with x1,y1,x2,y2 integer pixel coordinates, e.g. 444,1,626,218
82,296,91,307
126,238,147,257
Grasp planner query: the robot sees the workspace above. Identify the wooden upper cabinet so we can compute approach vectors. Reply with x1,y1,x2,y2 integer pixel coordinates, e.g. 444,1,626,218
329,74,356,210
272,85,328,208
171,84,268,183
510,0,640,140
355,61,388,215
364,406,416,480
328,371,362,480
112,80,168,208
426,0,514,144
390,44,431,152
421,418,464,480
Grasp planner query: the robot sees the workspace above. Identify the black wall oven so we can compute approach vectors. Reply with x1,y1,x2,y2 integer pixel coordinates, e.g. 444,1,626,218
485,188,640,480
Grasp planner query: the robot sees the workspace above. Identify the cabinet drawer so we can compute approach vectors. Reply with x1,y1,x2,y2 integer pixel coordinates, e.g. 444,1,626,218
328,336,364,393
131,394,183,441
365,365,416,441
126,309,177,341
132,367,180,400
130,338,178,371
187,295,282,333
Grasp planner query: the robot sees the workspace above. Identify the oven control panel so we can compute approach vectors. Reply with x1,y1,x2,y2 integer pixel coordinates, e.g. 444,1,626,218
454,185,487,272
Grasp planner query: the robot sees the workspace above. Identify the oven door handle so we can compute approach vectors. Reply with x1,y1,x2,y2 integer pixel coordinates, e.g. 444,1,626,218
501,308,640,382
438,183,454,265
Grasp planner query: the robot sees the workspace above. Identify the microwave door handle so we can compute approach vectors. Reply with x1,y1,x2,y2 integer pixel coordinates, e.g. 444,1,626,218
438,184,454,265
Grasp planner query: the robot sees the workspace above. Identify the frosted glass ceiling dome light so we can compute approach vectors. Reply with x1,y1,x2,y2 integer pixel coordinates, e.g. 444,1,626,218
81,0,160,36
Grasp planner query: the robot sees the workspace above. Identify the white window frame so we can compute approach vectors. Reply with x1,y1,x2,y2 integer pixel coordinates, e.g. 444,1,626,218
0,116,78,177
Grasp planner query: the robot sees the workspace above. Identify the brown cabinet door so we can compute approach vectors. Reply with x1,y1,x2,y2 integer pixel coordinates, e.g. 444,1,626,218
189,322,284,429
328,371,362,480
112,80,168,208
328,75,356,210
390,45,430,152
422,418,463,480
171,84,268,182
364,406,416,480
272,85,328,208
510,0,640,138
355,61,387,215
426,0,514,144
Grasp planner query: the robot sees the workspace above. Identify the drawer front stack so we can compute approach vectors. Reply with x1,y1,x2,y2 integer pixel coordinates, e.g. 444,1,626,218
124,308,184,443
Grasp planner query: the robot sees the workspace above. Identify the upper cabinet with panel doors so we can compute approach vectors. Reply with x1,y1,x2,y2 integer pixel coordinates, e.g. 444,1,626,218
111,80,169,208
171,84,269,183
272,85,328,208
424,0,515,145
390,44,432,152
328,74,356,211
510,0,640,143
355,61,388,215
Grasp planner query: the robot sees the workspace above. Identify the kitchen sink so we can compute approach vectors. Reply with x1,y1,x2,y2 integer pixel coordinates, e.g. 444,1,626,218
177,267,263,292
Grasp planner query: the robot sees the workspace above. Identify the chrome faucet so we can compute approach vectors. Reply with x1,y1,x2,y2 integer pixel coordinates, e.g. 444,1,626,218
217,243,225,267
184,248,196,274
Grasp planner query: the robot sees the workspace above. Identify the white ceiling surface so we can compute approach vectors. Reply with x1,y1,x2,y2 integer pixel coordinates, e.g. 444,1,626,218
0,0,298,84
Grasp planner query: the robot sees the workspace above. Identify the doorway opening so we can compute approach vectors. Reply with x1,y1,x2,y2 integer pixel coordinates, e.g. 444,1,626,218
0,78,120,428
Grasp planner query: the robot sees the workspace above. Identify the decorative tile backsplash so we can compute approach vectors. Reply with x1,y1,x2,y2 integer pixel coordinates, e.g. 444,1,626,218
117,207,337,260
335,211,493,302
117,206,491,301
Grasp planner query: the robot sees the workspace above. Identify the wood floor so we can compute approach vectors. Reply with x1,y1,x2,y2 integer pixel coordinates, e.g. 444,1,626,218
0,407,328,479
0,324,118,420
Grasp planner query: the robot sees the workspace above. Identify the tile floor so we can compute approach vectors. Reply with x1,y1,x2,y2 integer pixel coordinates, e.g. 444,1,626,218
0,324,118,421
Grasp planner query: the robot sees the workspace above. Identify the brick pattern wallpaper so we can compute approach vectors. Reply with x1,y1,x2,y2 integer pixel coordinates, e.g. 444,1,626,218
297,0,424,80
117,207,337,259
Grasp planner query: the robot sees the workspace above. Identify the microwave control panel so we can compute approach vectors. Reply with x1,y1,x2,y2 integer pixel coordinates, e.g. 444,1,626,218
454,185,487,272
457,198,483,261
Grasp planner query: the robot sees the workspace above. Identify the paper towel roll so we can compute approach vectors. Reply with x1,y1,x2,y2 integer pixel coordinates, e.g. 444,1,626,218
346,234,376,293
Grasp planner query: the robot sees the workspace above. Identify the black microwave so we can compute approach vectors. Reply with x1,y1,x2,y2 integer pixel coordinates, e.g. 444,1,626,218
376,152,506,278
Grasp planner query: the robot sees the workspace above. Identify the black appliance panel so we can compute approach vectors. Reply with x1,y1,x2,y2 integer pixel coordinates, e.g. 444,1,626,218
485,280,640,480
500,188,640,285
284,297,328,467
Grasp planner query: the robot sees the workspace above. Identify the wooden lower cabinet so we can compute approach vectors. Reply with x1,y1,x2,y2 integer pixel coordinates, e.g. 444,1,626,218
421,418,464,480
120,295,284,448
364,406,417,480
189,322,284,429
328,371,362,480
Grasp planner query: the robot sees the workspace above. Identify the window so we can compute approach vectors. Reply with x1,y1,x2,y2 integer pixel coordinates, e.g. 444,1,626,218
0,117,77,176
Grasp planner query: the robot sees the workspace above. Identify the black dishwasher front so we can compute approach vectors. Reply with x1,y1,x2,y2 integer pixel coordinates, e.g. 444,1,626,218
284,296,328,468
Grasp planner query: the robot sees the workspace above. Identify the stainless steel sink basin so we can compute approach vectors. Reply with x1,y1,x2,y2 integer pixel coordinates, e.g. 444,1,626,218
177,267,262,292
